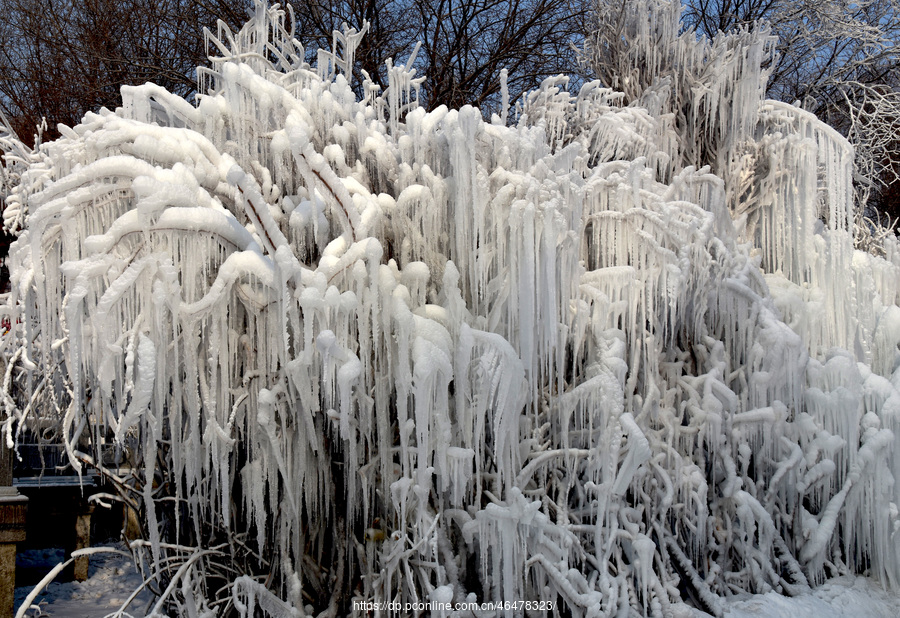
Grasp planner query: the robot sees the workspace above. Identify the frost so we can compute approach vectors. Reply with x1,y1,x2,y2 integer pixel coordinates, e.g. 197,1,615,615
2,1,900,616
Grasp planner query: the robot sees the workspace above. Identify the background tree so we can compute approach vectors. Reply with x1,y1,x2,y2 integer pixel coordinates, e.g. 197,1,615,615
0,0,587,144
0,0,211,144
680,0,900,108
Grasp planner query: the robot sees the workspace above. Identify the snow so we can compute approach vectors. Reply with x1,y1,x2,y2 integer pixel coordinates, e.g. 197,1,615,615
14,549,900,618
706,576,900,618
14,544,154,618
2,0,900,615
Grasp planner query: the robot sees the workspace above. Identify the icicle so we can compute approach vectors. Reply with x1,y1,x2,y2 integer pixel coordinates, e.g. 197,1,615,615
3,0,900,613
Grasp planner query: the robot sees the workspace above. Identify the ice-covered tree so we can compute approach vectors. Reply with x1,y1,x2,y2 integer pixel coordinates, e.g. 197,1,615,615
586,0,900,249
680,0,900,226
3,2,900,616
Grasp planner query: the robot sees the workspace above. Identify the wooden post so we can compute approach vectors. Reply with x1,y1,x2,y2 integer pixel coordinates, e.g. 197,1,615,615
0,441,27,616
73,502,94,581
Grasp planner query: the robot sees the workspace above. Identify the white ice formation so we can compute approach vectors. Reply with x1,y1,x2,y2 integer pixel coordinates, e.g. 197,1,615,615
2,2,900,616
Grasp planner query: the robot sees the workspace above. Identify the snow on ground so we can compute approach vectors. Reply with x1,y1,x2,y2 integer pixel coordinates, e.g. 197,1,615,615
690,577,900,618
11,546,900,618
14,544,154,618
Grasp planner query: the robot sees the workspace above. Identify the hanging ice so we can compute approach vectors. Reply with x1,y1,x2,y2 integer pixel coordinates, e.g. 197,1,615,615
2,1,900,616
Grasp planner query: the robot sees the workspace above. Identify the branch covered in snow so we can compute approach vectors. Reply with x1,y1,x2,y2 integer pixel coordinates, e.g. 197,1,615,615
2,1,900,616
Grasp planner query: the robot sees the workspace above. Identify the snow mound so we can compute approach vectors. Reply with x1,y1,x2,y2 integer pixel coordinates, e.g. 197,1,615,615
14,544,153,618
713,576,900,618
